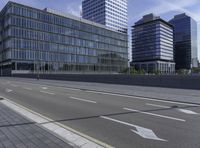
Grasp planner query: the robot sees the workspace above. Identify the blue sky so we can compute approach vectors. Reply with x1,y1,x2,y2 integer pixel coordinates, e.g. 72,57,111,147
0,0,200,59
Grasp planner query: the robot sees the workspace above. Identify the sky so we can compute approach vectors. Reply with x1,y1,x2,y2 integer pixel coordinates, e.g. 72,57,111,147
0,0,200,60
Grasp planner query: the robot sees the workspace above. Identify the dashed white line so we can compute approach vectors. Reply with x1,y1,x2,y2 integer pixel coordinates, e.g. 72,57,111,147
42,87,48,90
146,103,170,108
178,109,199,115
86,90,198,106
23,87,33,91
10,84,18,87
5,89,13,93
40,91,55,95
123,107,186,122
69,97,97,104
64,88,81,91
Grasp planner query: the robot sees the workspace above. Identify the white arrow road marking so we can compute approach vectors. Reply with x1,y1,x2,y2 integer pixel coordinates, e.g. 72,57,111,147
123,108,185,122
69,97,97,104
131,127,167,141
178,109,199,115
101,116,167,142
5,89,13,93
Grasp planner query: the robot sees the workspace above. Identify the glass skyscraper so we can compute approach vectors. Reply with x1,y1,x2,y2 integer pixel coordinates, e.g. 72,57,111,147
169,13,198,70
82,0,128,34
0,2,128,76
132,14,175,74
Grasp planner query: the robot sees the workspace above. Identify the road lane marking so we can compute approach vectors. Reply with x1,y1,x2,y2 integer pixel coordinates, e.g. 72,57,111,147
123,108,185,122
178,109,199,115
64,87,81,91
101,116,167,142
40,91,55,95
69,97,97,104
146,103,170,108
86,90,199,106
5,79,200,107
0,99,109,148
42,87,48,90
23,87,33,91
10,84,18,87
5,89,13,93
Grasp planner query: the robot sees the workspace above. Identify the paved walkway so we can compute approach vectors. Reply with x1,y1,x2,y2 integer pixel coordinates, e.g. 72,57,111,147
0,102,73,148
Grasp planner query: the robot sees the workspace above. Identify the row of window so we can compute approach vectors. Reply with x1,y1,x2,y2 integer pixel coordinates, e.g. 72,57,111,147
12,62,126,72
0,49,127,66
6,26,127,52
4,38,127,59
7,4,127,40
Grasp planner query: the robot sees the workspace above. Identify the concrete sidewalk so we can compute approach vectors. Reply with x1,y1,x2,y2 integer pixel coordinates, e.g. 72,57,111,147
0,101,73,148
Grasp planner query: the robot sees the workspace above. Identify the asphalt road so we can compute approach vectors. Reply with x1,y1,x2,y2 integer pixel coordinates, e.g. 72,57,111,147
0,78,200,148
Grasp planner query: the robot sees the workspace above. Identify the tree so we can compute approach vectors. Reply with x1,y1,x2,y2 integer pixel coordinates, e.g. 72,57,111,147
177,69,190,75
191,67,200,74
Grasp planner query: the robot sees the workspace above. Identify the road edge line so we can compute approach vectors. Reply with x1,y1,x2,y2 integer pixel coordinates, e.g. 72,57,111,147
0,95,113,148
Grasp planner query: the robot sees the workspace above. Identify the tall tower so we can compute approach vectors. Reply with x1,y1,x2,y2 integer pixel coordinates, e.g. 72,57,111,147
82,0,128,34
169,13,198,70
132,14,175,74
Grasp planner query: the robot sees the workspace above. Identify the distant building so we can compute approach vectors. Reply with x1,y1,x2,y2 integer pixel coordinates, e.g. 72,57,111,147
132,14,175,74
0,2,128,76
169,13,198,70
82,0,128,34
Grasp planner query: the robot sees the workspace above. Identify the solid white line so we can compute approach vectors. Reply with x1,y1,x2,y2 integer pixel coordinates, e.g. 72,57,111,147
0,99,105,148
86,90,198,106
40,91,55,95
123,108,185,122
69,97,97,104
146,103,170,108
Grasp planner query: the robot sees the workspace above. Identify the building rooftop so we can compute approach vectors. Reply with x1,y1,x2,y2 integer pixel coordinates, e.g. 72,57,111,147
135,13,160,25
133,13,173,28
3,1,125,35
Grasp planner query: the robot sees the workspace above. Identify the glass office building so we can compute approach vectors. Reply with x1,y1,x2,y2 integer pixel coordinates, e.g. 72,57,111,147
132,14,175,74
169,13,198,70
0,2,128,76
82,0,128,34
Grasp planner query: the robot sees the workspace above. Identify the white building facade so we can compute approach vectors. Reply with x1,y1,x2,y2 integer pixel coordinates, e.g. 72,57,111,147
82,0,128,34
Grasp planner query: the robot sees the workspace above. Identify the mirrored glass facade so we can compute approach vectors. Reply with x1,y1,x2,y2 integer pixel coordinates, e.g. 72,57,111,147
132,14,175,74
0,2,128,75
169,13,198,70
82,0,128,34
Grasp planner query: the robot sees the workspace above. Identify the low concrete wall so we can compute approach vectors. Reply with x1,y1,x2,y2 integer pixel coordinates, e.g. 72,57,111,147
11,74,200,90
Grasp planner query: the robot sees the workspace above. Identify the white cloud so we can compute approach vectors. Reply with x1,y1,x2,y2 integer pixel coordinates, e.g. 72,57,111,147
134,0,200,21
66,3,81,16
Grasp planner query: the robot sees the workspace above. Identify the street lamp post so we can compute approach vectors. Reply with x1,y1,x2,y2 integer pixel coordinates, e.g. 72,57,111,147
128,59,130,75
